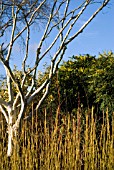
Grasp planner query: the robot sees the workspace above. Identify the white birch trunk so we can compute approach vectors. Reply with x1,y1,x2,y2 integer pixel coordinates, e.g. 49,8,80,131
7,124,13,157
7,115,19,157
7,114,13,157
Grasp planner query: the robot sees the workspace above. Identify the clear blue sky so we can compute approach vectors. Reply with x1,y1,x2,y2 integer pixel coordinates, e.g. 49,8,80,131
0,1,114,74
64,2,114,60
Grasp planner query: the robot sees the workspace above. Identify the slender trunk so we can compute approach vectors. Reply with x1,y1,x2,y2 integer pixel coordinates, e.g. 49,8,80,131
7,114,20,157
6,100,25,157
7,113,13,156
7,123,20,157
7,125,13,157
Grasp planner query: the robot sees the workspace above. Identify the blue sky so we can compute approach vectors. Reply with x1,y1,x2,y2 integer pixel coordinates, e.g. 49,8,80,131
64,1,114,59
0,1,114,74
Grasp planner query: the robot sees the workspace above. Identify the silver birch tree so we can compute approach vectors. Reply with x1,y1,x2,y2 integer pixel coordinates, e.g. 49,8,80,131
0,0,111,156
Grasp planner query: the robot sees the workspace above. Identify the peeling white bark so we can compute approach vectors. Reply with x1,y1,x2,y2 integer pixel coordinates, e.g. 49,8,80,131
7,125,13,157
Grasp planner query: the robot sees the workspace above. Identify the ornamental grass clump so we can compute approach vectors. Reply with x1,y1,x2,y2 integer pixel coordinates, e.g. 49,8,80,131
0,108,113,169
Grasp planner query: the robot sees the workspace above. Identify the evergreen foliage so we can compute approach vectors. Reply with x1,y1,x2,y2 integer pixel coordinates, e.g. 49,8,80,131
46,51,114,117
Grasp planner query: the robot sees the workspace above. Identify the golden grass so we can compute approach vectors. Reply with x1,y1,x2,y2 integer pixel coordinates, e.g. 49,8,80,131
0,108,113,169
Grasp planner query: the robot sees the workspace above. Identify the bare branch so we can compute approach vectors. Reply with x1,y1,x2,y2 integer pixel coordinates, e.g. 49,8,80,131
0,58,25,105
27,79,49,104
65,0,110,46
38,3,87,62
6,7,19,61
0,105,8,123
35,1,57,68
6,68,14,103
3,0,47,51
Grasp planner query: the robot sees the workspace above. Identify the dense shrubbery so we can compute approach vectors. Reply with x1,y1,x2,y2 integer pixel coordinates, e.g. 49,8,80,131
45,51,114,116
